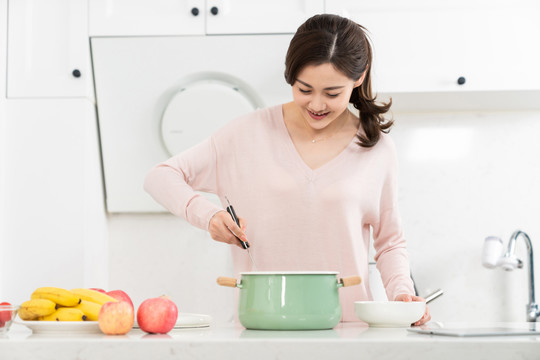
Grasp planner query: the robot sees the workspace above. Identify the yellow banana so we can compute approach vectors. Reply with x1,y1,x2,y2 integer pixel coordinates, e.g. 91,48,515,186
39,307,87,321
19,299,57,320
70,288,118,305
72,300,102,321
31,287,81,307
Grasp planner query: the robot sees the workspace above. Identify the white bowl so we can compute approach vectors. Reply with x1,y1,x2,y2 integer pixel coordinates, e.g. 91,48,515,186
354,301,425,328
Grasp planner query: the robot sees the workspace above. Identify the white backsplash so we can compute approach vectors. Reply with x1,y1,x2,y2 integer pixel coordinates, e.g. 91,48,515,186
107,213,235,324
392,110,540,322
107,110,540,323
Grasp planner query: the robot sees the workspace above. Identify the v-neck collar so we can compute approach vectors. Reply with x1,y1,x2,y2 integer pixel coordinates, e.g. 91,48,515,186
276,104,358,179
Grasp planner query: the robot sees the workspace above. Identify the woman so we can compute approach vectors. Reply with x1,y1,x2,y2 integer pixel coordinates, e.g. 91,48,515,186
144,14,430,325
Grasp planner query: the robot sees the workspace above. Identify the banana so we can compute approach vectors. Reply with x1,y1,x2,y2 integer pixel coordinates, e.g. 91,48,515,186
72,300,102,321
39,307,87,321
31,287,81,307
70,288,118,305
19,299,57,320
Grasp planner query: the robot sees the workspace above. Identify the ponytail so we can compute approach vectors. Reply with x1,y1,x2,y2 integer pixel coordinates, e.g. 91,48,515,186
350,68,393,148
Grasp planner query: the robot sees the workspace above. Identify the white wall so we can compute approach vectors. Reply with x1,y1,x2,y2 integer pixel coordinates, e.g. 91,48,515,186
1,99,108,300
393,110,540,322
107,213,236,324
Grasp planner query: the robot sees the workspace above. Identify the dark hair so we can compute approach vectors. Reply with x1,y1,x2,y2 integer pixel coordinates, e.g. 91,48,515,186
284,14,392,148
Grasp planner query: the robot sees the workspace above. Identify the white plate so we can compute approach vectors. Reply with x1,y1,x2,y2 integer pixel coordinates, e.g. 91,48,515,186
15,320,101,334
133,313,212,329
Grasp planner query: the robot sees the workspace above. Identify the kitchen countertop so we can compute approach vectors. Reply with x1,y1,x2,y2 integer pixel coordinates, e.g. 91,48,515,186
1,322,539,360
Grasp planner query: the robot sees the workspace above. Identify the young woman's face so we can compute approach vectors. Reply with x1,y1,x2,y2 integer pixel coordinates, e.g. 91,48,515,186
292,63,363,130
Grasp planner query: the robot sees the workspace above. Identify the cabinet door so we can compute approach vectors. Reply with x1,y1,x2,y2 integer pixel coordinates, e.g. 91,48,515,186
326,0,540,93
7,0,93,99
326,1,466,93
89,0,205,36
206,0,324,34
459,5,540,91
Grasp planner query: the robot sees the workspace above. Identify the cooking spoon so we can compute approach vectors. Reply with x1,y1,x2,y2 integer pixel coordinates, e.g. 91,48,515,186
225,197,258,270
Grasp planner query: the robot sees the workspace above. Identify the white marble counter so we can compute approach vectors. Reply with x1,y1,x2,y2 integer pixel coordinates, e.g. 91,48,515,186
1,322,539,360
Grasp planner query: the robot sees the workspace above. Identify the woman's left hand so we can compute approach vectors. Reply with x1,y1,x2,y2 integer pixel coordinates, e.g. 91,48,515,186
394,294,431,326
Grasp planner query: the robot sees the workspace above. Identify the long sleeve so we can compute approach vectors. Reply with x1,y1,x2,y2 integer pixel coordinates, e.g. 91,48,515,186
143,137,223,231
372,138,415,300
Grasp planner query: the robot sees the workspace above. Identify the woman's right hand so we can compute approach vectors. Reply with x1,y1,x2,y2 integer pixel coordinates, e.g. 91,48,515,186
208,210,249,248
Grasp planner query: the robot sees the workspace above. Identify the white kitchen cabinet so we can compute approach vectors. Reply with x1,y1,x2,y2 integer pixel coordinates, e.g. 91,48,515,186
205,0,324,34
89,0,205,36
89,0,324,36
7,0,93,99
325,0,540,104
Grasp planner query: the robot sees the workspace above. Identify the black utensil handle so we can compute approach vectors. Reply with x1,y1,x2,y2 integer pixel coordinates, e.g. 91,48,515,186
226,206,249,249
226,206,239,226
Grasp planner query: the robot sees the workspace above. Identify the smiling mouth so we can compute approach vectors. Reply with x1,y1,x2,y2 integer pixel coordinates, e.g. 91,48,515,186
308,110,330,120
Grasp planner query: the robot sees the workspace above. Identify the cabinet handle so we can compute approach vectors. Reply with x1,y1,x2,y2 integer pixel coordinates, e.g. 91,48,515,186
191,7,199,16
72,69,81,78
210,6,219,15
457,76,466,85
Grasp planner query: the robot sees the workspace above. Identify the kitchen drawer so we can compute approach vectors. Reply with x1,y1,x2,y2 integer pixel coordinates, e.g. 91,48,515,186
205,0,324,35
89,0,205,36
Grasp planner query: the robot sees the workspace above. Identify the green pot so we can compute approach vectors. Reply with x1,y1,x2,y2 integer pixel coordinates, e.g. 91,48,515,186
217,271,361,330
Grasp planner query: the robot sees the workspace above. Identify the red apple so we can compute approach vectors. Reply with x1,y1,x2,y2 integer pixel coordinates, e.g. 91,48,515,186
136,296,178,334
98,301,134,335
89,288,106,293
107,290,134,310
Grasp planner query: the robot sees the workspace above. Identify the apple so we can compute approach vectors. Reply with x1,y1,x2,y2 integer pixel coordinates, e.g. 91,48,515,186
98,301,134,335
136,296,178,334
107,290,134,310
89,288,106,293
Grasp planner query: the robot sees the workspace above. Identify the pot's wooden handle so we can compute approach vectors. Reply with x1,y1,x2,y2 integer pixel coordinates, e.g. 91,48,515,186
340,276,362,287
217,276,238,288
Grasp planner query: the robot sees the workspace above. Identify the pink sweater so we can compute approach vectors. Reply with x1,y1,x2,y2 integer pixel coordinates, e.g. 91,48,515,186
144,104,415,321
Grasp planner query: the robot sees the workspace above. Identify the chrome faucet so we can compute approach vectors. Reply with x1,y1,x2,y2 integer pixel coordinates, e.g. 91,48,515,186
483,230,539,322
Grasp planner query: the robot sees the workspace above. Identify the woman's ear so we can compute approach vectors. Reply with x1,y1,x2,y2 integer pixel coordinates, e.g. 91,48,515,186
354,68,368,88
